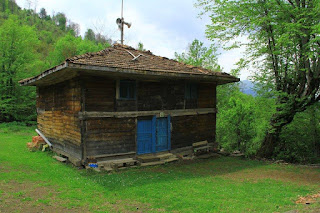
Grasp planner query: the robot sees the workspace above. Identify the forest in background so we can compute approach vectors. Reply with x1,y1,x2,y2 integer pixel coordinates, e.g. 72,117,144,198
0,0,319,163
0,0,110,122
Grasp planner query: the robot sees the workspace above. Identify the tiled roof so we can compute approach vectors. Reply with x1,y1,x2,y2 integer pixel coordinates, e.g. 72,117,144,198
67,44,223,76
19,44,239,86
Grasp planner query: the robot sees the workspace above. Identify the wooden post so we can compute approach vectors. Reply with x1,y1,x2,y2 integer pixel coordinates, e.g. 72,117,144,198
80,79,87,163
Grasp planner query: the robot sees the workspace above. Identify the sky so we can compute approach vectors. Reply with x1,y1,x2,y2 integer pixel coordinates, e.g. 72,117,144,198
15,0,250,80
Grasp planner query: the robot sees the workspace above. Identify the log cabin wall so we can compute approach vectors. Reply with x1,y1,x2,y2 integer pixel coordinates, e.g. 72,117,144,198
171,83,217,148
82,76,217,112
198,83,216,108
37,78,82,160
81,75,217,157
84,76,115,112
171,113,216,149
84,118,136,156
137,81,185,111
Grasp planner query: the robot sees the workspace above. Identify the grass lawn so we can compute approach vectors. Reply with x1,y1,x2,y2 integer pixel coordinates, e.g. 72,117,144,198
0,123,319,213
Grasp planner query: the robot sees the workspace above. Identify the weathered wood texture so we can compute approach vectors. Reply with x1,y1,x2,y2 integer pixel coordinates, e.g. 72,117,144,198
37,79,82,159
137,81,185,111
84,118,136,156
171,114,216,149
198,83,216,108
116,100,137,111
82,76,214,112
79,108,217,119
84,76,115,111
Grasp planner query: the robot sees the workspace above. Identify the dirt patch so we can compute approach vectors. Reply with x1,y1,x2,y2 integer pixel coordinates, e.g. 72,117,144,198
296,193,320,204
220,167,320,186
0,180,87,213
0,180,165,213
0,164,11,173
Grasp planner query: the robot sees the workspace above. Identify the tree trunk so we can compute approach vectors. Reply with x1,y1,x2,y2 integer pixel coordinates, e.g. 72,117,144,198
258,124,282,159
258,108,295,159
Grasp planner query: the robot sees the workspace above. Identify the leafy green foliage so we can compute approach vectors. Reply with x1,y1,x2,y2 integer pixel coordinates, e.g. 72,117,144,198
0,0,110,122
84,28,95,41
197,0,320,158
276,103,320,163
217,87,275,157
0,15,43,122
175,39,221,71
47,33,110,67
53,12,66,31
137,42,146,51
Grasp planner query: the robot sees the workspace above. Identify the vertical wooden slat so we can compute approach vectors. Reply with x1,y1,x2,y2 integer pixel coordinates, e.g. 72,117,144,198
152,115,156,153
167,115,171,151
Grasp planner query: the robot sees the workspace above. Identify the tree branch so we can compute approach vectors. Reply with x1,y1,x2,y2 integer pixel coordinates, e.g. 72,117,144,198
287,0,296,7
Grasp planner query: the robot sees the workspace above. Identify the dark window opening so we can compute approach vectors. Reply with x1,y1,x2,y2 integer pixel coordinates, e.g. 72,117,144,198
185,83,198,100
119,80,136,100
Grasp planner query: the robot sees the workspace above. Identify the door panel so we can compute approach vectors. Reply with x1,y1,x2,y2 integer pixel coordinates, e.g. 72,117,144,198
156,117,169,152
137,116,171,154
137,119,153,154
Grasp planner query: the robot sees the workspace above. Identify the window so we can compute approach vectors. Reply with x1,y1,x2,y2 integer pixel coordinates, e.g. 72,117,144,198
185,83,197,100
119,80,136,100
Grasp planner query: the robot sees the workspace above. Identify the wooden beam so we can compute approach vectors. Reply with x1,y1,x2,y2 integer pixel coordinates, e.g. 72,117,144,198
79,108,217,119
87,151,136,159
35,129,53,147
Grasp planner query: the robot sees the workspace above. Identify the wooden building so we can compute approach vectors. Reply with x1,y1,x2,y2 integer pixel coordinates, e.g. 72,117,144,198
19,44,239,167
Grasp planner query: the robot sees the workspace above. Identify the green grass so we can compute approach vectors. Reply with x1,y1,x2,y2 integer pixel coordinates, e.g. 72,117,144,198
0,123,319,212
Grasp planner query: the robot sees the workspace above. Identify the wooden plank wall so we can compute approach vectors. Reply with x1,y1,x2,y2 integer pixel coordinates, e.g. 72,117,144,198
137,81,185,111
198,83,216,108
171,114,216,149
84,76,115,111
84,118,136,156
37,78,82,159
116,100,137,111
81,76,217,157
82,76,215,112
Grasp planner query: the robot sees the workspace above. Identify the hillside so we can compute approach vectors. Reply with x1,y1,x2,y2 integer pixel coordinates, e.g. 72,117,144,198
240,80,257,96
0,0,110,122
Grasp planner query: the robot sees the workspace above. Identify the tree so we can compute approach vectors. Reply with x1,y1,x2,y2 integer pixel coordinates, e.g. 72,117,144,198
39,7,47,19
95,33,111,45
175,39,221,71
137,42,146,51
198,0,320,158
85,28,96,41
68,21,80,37
47,33,110,67
53,12,66,31
0,15,42,121
217,92,256,153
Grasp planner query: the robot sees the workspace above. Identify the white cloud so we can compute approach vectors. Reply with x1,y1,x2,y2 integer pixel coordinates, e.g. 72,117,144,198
15,0,250,78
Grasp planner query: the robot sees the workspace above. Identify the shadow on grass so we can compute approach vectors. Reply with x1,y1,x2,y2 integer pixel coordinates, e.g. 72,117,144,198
81,156,266,191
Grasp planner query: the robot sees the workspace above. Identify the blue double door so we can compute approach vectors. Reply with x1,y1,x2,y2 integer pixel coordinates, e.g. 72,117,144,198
137,116,171,155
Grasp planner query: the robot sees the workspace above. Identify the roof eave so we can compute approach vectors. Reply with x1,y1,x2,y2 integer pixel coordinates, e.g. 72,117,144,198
68,63,239,84
19,62,68,86
19,62,239,86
